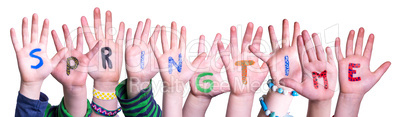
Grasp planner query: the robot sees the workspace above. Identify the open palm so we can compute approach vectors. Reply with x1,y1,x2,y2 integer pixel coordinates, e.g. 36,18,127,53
280,31,337,101
189,34,230,97
249,19,301,92
218,23,268,95
150,22,206,87
335,28,391,95
51,25,101,86
125,19,159,82
80,8,125,82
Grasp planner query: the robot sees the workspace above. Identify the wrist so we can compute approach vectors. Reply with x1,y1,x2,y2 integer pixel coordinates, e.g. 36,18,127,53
126,78,150,99
263,90,293,116
19,81,44,100
334,93,364,117
307,99,332,117
226,93,255,117
94,81,118,92
63,85,87,97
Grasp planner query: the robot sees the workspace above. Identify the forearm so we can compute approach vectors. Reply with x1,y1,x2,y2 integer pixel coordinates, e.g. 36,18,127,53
183,93,212,117
163,86,184,117
91,81,119,117
334,93,363,117
19,81,43,100
307,99,332,117
226,93,254,117
63,85,88,116
258,90,293,117
127,77,150,99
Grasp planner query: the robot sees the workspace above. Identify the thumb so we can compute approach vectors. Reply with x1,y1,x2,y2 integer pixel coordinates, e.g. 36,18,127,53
51,48,68,69
374,61,391,81
191,52,207,68
280,78,303,94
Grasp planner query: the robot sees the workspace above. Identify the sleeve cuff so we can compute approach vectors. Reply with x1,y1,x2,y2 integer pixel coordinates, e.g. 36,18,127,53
15,92,49,117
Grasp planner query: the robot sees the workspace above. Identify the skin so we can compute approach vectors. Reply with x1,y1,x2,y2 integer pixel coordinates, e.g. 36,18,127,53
334,28,391,117
249,19,302,116
51,25,102,116
150,22,206,117
182,34,231,117
125,19,160,99
280,30,337,117
218,22,269,117
80,7,125,116
10,14,66,110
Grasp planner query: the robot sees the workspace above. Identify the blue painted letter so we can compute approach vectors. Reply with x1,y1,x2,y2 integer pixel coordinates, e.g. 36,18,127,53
168,53,182,74
30,48,43,69
140,51,145,69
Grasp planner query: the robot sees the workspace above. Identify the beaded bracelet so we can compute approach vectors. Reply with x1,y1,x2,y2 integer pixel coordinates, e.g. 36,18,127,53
267,79,298,96
91,101,122,116
93,88,117,100
259,95,293,117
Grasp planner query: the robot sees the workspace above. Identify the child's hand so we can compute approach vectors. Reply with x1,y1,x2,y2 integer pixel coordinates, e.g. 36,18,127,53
189,34,230,98
218,22,268,117
218,23,268,95
334,28,391,117
50,25,101,87
125,19,159,98
80,7,125,90
150,22,206,88
249,19,302,92
10,14,67,99
280,31,337,101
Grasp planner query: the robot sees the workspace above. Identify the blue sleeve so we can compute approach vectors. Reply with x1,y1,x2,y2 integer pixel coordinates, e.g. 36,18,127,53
15,92,49,117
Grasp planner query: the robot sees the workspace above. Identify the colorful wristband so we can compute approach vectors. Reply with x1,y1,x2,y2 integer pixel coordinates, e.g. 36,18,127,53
267,79,298,96
259,95,293,117
93,88,117,100
91,101,122,116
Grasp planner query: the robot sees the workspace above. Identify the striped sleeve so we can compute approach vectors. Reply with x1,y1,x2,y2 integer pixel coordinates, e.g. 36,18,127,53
115,79,162,117
44,98,92,117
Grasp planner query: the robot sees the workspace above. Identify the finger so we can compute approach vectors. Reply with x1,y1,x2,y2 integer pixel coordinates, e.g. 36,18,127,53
241,22,254,53
94,7,105,40
217,40,230,68
179,26,187,54
312,33,325,61
31,13,39,44
208,33,221,60
39,19,49,45
76,27,84,53
297,35,309,64
335,37,344,61
105,10,113,40
279,78,303,94
191,53,207,68
198,35,205,55
171,21,178,49
354,27,365,56
268,25,279,51
125,28,133,47
22,17,29,47
346,30,355,57
62,24,73,50
116,22,125,46
291,22,301,47
325,47,336,65
230,26,239,59
86,40,102,59
249,46,271,62
282,19,290,48
217,44,230,69
81,16,96,48
134,21,143,45
302,30,317,61
10,28,21,51
51,30,64,51
251,26,263,51
363,34,374,59
374,61,391,80
150,25,161,58
51,48,68,69
141,19,151,44
161,26,169,53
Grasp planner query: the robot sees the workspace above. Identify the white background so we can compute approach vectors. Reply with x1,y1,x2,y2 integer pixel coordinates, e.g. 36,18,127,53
1,0,401,116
